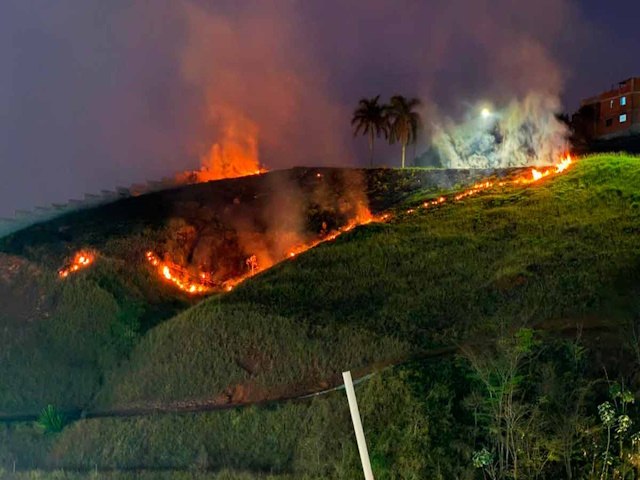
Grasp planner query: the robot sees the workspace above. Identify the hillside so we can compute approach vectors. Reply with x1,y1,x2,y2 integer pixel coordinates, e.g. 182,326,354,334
96,154,640,410
0,166,495,415
1,154,640,479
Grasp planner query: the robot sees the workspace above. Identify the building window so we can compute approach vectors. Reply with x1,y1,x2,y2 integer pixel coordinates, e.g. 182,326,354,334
621,96,627,106
620,113,627,123
610,100,614,109
606,118,613,127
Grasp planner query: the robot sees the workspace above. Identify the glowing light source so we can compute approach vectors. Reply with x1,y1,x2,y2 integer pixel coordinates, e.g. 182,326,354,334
481,108,492,119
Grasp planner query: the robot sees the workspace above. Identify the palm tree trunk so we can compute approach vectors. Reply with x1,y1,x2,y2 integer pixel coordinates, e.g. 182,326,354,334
369,130,374,168
401,143,406,169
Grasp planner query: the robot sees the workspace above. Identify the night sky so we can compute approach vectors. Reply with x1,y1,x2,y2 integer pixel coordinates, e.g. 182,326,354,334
1,0,639,217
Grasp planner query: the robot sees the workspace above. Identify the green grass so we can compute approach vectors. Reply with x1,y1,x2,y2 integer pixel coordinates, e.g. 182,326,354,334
97,302,407,408
1,360,469,478
0,470,307,479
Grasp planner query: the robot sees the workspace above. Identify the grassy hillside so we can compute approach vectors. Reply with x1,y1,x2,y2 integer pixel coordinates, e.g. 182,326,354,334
1,360,469,478
1,154,640,478
0,167,490,415
99,154,640,410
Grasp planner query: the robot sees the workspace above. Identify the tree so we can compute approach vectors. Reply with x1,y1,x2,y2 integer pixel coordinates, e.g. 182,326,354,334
387,95,421,168
351,95,389,167
464,328,543,480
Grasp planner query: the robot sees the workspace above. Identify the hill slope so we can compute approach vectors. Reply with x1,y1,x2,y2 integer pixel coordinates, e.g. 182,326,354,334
98,154,640,410
0,167,493,414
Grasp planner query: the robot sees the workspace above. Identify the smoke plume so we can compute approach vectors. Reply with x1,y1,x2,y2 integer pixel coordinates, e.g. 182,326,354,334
0,0,592,216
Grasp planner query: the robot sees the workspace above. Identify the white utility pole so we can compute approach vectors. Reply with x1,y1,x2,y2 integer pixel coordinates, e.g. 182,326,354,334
342,370,375,480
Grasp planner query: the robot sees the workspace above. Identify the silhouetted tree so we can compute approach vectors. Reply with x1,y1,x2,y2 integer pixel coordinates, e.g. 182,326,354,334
387,95,421,168
351,95,389,167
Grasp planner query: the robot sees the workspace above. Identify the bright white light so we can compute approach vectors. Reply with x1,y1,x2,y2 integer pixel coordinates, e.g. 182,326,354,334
481,108,491,119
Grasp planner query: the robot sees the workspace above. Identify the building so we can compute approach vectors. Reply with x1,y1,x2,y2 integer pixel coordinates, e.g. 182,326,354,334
576,77,640,140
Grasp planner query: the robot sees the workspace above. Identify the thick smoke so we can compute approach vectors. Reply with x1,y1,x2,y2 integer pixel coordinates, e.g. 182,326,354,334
178,1,349,172
0,0,590,216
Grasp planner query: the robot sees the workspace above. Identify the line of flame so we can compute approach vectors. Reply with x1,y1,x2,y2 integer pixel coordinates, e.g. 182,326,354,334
63,155,573,293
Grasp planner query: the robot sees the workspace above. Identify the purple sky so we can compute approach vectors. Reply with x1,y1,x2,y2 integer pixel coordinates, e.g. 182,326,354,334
1,0,639,217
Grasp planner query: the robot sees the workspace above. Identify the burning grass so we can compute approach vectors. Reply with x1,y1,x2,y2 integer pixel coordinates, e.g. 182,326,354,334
143,211,387,295
143,155,574,295
58,251,95,278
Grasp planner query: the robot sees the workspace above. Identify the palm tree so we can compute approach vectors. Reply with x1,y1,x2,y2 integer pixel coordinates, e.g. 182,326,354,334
351,95,389,167
387,95,421,168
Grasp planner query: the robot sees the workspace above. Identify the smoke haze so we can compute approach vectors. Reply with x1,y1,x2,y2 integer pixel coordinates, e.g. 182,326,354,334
1,0,630,216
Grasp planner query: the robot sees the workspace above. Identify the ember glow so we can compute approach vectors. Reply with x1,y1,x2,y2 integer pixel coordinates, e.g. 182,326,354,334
145,251,212,294
58,251,95,278
145,206,385,295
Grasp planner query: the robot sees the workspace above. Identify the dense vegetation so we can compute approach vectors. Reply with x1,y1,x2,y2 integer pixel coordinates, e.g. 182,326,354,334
0,154,639,478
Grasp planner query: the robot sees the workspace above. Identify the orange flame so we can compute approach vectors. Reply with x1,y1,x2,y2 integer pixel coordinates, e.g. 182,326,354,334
194,115,266,182
417,154,574,210
173,112,268,186
555,155,572,173
145,251,212,295
58,251,95,278
219,210,385,293
530,154,572,182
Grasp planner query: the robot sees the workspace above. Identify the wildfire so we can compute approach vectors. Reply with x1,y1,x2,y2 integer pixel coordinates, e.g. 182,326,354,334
144,207,385,295
58,251,95,278
173,111,268,186
145,154,574,296
413,154,574,213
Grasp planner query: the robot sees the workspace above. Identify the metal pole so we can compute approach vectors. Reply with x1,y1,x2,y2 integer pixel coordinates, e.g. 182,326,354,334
342,370,374,480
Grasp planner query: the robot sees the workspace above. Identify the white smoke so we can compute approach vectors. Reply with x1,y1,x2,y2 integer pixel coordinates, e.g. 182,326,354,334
432,93,569,168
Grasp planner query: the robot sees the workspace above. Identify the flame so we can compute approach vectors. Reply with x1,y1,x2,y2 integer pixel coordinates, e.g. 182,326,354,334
417,154,574,211
145,206,383,295
219,207,384,293
194,114,266,182
58,251,95,278
555,155,572,173
530,154,572,182
173,112,268,186
145,251,212,295
453,183,492,202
